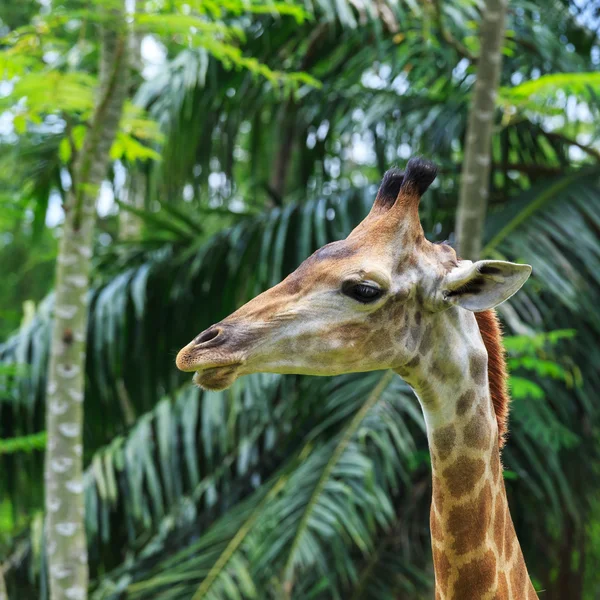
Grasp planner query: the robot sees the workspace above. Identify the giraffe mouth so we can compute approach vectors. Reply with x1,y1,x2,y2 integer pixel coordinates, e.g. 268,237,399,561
193,363,242,391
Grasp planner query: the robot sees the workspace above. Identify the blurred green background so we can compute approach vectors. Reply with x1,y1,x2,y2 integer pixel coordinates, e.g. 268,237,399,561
0,0,599,598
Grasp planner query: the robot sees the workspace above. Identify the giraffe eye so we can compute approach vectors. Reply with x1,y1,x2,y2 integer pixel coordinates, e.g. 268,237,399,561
342,282,383,303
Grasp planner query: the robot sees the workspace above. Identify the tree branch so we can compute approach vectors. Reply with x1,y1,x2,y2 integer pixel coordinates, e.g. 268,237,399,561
512,36,540,56
542,130,600,162
441,162,565,176
432,0,477,62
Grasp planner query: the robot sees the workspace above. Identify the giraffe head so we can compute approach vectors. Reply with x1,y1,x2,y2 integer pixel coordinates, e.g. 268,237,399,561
176,158,531,393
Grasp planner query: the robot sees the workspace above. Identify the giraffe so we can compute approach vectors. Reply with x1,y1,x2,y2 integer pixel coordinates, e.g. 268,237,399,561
176,157,537,599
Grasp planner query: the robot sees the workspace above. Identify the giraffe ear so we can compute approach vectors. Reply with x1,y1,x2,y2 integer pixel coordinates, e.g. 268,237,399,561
441,260,532,312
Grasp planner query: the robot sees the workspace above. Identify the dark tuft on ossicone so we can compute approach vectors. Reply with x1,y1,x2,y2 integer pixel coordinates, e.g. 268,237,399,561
401,157,438,196
377,168,405,206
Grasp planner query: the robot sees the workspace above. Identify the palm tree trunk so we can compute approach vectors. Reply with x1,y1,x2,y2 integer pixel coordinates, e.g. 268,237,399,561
44,5,129,600
454,0,508,259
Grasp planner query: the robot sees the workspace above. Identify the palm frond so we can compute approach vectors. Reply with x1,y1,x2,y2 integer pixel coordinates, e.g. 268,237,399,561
90,371,427,600
3,163,600,598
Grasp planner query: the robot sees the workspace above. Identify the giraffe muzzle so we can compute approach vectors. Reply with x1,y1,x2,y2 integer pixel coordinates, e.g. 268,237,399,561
192,362,243,391
176,322,253,390
192,325,226,347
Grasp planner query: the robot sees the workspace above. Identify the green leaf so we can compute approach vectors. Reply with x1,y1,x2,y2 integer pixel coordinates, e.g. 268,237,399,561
58,137,72,163
0,432,46,454
13,114,26,134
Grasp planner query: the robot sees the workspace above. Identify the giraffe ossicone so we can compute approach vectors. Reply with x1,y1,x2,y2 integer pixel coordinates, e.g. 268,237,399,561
176,157,537,599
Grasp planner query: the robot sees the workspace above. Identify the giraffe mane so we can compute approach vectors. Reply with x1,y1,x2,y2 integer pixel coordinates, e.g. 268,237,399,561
474,309,510,447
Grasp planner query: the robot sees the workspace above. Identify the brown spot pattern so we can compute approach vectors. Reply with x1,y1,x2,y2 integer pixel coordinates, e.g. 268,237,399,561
337,322,370,341
433,425,456,457
442,456,486,498
378,331,394,349
432,476,444,513
463,407,492,450
432,547,451,597
416,377,436,406
282,275,302,295
410,324,420,344
312,241,357,261
391,302,405,322
405,355,420,369
431,510,443,542
493,492,506,558
510,559,530,598
419,324,434,355
498,571,509,599
469,352,488,385
448,482,492,555
432,357,462,383
456,390,476,416
504,512,515,560
452,550,496,598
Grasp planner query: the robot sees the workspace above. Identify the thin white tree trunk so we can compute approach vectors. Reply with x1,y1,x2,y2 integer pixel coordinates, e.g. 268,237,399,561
0,563,7,600
119,172,145,239
118,0,145,240
455,0,508,259
44,5,129,600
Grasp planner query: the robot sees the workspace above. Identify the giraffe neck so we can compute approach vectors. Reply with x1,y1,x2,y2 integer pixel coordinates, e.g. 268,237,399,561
397,309,537,600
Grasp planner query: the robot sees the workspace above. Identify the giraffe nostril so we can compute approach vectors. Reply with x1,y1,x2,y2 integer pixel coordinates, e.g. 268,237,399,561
194,327,221,346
